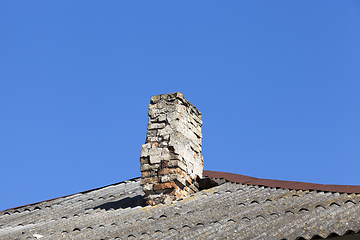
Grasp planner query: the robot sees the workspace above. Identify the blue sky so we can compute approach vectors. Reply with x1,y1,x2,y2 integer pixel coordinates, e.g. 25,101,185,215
1,1,359,211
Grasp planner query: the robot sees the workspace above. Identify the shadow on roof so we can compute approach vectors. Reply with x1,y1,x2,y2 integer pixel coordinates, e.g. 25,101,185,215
94,195,146,211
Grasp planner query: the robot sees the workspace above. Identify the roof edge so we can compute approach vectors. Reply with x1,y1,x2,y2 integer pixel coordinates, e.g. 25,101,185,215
0,176,141,213
203,170,360,194
3,171,360,213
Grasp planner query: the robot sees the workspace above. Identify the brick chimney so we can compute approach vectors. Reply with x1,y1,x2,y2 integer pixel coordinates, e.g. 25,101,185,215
140,92,203,205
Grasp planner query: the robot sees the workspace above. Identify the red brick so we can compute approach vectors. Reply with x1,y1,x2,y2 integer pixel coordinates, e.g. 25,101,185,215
141,172,150,178
187,177,192,185
146,199,154,206
153,182,176,191
175,191,182,199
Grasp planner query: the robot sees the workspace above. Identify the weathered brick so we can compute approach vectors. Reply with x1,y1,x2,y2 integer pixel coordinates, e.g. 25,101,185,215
147,123,166,130
140,157,149,165
140,163,160,172
150,95,160,104
167,160,186,172
149,155,162,164
158,168,183,176
161,161,168,168
189,184,199,193
175,191,182,199
142,183,154,192
169,189,178,196
186,176,192,185
141,171,156,178
140,164,151,172
160,153,170,161
148,147,162,156
153,182,177,191
140,177,160,185
179,190,188,198
160,174,178,184
165,174,187,187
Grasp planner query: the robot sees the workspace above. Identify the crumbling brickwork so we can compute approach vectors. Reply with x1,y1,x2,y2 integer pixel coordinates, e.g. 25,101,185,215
140,92,203,205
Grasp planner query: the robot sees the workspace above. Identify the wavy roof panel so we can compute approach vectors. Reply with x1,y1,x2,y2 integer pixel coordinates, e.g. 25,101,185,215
1,171,360,239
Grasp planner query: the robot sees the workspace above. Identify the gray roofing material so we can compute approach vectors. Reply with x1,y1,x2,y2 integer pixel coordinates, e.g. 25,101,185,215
1,171,360,240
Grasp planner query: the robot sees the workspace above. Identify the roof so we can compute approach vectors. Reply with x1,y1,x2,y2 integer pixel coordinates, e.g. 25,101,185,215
204,171,360,194
1,171,360,240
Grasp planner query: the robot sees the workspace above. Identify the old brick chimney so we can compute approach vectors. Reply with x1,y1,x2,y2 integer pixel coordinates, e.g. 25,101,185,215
140,92,203,205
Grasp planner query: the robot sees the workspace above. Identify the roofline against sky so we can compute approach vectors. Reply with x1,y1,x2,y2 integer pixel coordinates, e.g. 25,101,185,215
3,170,360,213
204,170,360,194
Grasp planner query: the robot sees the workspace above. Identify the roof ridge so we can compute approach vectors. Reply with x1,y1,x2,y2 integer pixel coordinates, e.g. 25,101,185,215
203,170,360,194
0,177,141,213
3,170,360,213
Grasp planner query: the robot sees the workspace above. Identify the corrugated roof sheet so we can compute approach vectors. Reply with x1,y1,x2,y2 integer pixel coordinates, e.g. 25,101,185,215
204,171,360,194
1,171,360,239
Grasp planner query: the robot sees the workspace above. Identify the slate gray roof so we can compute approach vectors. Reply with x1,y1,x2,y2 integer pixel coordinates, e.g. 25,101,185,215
1,172,360,240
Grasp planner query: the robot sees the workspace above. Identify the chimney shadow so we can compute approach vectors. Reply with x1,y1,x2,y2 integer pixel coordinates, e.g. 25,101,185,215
199,177,220,191
94,195,146,211
93,177,221,211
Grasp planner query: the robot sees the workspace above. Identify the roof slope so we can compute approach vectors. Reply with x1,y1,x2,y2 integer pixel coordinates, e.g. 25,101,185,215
1,171,360,240
204,171,360,194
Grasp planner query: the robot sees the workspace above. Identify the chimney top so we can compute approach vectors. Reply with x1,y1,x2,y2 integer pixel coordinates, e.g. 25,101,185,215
140,92,204,205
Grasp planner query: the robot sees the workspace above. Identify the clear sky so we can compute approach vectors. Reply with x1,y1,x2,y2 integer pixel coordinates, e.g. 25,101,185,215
1,1,359,211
